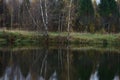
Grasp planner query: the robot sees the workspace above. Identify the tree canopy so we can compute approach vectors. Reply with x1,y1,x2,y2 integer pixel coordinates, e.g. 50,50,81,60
0,0,120,33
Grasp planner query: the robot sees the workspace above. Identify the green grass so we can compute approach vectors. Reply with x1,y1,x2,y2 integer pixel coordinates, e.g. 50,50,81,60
69,33,120,45
0,30,120,46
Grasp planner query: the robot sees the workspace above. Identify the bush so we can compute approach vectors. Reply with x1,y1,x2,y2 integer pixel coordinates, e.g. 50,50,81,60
89,23,95,33
99,28,106,34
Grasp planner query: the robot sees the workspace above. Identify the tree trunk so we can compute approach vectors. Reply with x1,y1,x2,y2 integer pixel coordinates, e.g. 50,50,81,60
67,0,72,40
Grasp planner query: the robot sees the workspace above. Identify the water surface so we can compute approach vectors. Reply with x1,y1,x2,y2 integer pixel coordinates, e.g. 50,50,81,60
0,46,120,80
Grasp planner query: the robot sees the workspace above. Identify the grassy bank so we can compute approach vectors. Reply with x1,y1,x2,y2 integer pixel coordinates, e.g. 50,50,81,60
0,30,120,46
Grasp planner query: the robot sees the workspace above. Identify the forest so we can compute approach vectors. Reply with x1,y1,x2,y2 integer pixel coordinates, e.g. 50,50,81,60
0,0,120,46
0,0,120,33
1,1,120,80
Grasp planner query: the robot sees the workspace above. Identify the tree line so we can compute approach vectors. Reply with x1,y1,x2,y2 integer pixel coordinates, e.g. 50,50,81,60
0,0,120,33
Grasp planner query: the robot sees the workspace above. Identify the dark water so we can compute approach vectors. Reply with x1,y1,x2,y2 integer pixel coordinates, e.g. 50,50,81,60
0,47,120,80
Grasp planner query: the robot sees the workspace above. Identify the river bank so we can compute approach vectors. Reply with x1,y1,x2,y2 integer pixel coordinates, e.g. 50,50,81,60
0,30,120,46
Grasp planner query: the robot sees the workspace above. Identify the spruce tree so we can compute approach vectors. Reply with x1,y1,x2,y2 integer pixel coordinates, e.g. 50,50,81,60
78,0,94,16
117,0,120,14
77,0,95,32
0,0,3,27
0,0,3,14
99,0,119,32
99,0,119,17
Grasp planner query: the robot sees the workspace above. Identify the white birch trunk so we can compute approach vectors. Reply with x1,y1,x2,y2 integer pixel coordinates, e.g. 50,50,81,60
39,0,48,36
67,0,72,40
45,0,48,25
18,3,21,30
11,8,13,30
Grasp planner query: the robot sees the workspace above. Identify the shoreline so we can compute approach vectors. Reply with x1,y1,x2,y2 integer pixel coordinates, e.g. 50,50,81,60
0,30,120,46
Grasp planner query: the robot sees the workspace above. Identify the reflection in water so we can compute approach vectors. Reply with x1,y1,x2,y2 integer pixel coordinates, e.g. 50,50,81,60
2,66,25,80
26,72,31,80
90,70,99,80
113,75,120,80
39,76,44,80
90,64,99,80
0,48,120,80
49,71,57,80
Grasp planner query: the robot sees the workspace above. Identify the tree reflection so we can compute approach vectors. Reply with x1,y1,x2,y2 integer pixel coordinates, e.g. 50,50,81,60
0,47,120,80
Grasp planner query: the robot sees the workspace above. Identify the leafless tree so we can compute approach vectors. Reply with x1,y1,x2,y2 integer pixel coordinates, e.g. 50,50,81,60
39,0,48,36
67,0,73,40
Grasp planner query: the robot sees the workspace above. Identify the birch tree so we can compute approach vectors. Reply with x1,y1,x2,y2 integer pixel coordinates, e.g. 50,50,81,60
67,0,72,40
39,0,48,36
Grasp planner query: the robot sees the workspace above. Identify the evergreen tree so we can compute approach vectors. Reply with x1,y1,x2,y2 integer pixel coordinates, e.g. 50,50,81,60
0,0,11,27
99,0,119,32
78,0,94,16
0,0,3,14
99,0,119,17
109,0,119,16
117,0,120,17
77,0,95,32
0,0,3,27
